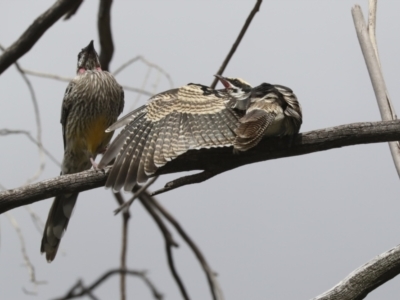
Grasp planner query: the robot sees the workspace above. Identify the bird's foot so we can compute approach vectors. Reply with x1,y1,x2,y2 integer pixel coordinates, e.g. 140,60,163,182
90,157,99,171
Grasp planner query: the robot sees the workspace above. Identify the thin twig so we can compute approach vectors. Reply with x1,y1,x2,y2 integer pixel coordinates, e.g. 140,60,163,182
0,129,60,167
0,0,82,74
113,192,130,300
22,68,72,82
147,195,224,300
352,5,400,178
21,68,155,96
152,171,215,196
53,269,163,300
114,176,158,215
5,212,47,287
0,45,46,185
138,196,190,299
25,205,45,234
210,0,263,89
133,65,152,110
120,85,154,96
138,195,178,248
112,55,174,88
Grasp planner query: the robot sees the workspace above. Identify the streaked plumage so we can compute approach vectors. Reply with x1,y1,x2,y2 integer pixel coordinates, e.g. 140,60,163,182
100,77,302,192
41,41,124,262
234,83,302,152
99,78,251,192
214,75,252,110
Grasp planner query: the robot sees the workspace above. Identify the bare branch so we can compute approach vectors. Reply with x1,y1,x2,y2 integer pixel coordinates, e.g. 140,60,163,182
0,44,46,184
114,176,158,214
120,85,154,96
63,0,84,20
210,0,263,89
0,129,60,167
147,194,224,300
366,1,398,122
0,0,82,74
112,55,174,88
98,0,114,71
352,5,400,177
113,192,130,300
153,120,400,195
152,171,214,196
21,68,73,82
2,120,400,212
25,205,45,234
139,194,178,248
313,243,400,300
138,195,189,300
54,269,163,300
0,166,110,214
21,68,155,96
367,0,379,64
5,212,46,287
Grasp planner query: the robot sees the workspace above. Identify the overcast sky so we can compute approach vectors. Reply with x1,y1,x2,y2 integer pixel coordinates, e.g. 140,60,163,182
1,1,400,299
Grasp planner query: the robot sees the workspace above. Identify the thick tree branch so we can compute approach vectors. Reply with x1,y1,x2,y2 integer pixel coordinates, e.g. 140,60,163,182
63,0,83,20
154,119,400,194
98,0,114,71
1,120,400,213
0,0,82,74
313,243,400,300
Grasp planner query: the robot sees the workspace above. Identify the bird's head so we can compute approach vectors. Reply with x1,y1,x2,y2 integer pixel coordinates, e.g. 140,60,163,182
215,75,252,101
249,83,279,102
76,40,102,73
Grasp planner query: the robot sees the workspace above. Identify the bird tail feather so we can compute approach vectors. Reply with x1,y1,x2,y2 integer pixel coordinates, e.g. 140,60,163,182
40,193,78,262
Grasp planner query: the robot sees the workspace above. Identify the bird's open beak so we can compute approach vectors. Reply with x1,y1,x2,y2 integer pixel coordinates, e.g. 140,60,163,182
214,74,231,89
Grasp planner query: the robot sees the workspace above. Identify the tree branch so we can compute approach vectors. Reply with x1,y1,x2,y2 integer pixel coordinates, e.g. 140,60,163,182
210,0,263,89
63,0,83,20
0,0,82,74
138,195,189,299
98,0,114,71
147,195,224,300
352,5,400,177
113,192,130,300
53,269,163,300
313,243,400,300
153,119,400,194
1,120,400,213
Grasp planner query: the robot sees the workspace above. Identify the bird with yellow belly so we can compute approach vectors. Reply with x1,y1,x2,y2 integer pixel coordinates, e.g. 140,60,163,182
41,41,124,262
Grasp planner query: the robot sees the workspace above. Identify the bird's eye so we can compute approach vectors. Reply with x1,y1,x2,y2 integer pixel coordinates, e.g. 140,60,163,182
232,79,240,86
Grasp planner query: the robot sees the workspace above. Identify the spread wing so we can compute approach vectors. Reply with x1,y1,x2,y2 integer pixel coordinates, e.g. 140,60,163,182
233,101,280,152
99,83,242,192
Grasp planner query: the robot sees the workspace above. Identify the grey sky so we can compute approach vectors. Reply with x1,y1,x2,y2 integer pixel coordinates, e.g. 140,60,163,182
1,0,400,299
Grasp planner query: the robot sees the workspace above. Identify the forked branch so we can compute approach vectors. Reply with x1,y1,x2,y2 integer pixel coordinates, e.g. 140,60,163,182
1,120,400,213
